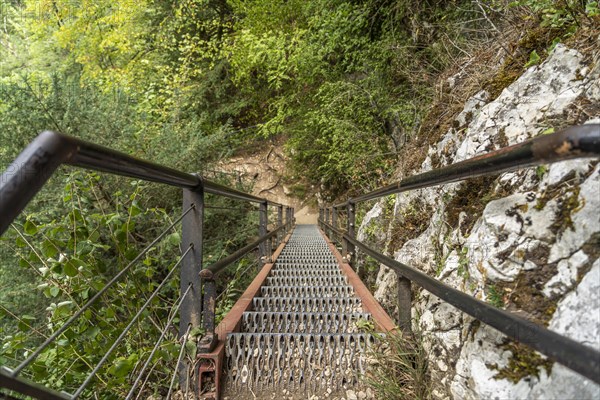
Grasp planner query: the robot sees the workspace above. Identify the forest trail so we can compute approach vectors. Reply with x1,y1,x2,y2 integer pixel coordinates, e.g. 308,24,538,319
215,142,318,224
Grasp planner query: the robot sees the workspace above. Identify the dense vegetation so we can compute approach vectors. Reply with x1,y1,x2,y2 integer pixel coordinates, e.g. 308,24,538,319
1,0,597,397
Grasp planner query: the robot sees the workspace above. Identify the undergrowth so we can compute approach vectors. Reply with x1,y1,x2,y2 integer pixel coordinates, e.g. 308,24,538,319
367,330,431,400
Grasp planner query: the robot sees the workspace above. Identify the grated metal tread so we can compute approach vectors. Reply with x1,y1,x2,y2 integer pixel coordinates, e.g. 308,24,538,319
260,285,354,298
240,312,371,334
226,333,377,392
265,276,348,286
252,297,362,312
224,224,378,397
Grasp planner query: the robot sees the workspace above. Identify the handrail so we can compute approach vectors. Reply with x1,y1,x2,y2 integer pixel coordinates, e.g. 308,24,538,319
320,124,600,384
0,130,295,398
204,225,287,276
322,219,600,383
332,124,599,207
0,130,283,235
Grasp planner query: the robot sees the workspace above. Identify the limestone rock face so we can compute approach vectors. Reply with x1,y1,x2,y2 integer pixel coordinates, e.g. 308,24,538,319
358,43,600,399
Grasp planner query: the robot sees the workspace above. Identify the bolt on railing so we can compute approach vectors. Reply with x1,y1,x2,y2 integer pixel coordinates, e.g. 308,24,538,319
319,124,600,384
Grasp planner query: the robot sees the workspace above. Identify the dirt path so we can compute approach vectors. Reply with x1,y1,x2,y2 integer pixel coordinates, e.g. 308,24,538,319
214,142,318,224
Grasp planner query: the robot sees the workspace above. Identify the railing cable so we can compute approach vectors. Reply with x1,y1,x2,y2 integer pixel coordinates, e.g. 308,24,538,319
166,324,192,400
10,205,195,377
71,245,193,398
125,284,193,400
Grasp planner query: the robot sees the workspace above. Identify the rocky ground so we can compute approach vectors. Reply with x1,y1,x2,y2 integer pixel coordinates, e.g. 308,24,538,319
358,41,600,399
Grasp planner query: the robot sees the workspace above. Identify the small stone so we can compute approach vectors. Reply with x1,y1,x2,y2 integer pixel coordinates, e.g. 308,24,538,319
346,390,358,400
358,391,367,399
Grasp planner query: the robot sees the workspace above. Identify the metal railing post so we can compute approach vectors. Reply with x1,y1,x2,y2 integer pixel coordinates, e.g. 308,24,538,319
343,201,355,262
179,185,204,389
259,201,269,262
277,205,283,244
332,207,338,243
397,273,412,334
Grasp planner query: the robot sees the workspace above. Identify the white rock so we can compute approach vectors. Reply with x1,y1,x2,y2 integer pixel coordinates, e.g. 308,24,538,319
360,42,600,400
543,250,589,297
548,164,600,263
345,389,357,400
528,260,600,398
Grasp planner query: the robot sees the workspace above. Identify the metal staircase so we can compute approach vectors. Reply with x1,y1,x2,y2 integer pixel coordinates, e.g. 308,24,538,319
222,225,381,398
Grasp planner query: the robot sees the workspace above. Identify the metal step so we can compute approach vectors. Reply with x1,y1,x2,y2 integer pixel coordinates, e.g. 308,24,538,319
260,285,354,298
225,333,377,392
224,225,379,397
269,269,344,277
271,263,339,269
252,297,363,313
240,312,371,334
265,276,348,286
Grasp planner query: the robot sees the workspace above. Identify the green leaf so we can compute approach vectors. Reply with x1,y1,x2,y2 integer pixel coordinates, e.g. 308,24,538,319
41,240,59,258
189,326,205,338
109,357,135,378
185,340,197,359
24,220,38,235
167,232,181,246
50,287,60,297
18,315,35,331
541,127,555,135
524,50,541,68
64,260,79,277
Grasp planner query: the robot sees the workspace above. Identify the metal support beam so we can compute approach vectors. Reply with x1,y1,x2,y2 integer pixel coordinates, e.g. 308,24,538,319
397,273,412,334
343,202,355,262
277,205,283,244
179,186,204,390
259,201,268,262
332,208,338,242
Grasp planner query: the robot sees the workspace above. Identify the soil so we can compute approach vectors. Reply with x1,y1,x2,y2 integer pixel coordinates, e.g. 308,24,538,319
214,141,318,225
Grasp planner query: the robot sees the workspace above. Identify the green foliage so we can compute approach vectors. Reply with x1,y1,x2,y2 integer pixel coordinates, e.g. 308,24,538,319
367,330,430,399
487,285,506,308
508,0,598,30
1,172,183,396
524,49,541,67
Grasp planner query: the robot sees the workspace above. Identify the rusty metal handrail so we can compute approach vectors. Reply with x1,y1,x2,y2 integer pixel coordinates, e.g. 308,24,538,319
0,130,295,399
0,131,285,236
319,124,600,384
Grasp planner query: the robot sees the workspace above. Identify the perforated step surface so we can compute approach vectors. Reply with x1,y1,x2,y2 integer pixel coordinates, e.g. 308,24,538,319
224,225,376,398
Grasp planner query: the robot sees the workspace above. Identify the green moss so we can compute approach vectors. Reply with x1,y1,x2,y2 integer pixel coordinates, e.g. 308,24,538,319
388,198,433,253
485,26,565,99
446,175,504,236
489,341,553,384
550,186,581,236
487,285,505,308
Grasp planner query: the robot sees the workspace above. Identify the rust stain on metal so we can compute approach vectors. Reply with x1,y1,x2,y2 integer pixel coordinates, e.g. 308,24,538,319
200,269,214,280
215,232,292,341
197,344,225,400
318,227,397,333
555,140,573,155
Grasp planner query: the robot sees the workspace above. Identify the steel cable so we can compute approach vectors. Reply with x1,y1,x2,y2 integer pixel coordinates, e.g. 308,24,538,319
11,205,195,377
125,284,192,400
71,245,193,398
